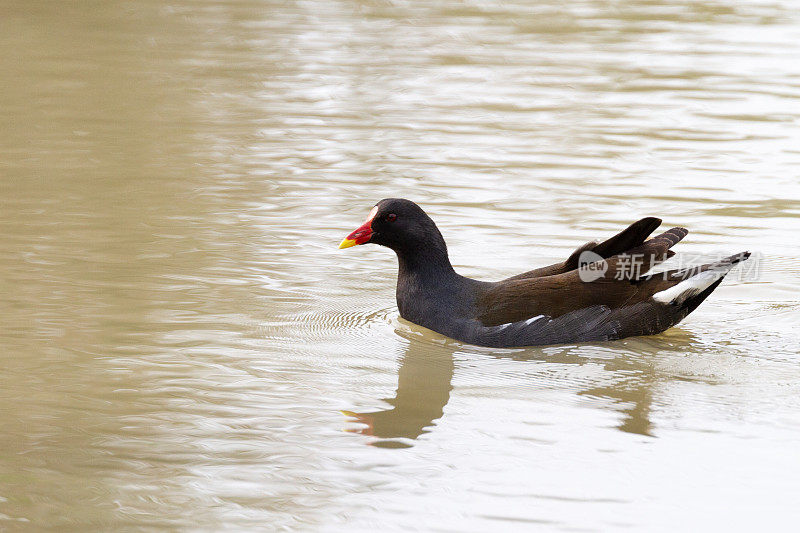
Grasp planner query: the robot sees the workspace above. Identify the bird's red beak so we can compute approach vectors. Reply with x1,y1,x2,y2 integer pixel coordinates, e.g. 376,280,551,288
339,206,378,249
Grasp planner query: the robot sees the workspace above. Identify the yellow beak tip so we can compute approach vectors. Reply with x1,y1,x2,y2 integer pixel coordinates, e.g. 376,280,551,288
338,239,357,249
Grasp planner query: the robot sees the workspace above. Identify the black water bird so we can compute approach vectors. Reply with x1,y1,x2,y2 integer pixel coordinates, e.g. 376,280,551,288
339,199,749,347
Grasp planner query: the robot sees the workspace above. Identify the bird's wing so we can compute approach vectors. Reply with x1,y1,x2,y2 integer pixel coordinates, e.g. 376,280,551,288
503,217,664,281
469,251,748,347
478,227,691,327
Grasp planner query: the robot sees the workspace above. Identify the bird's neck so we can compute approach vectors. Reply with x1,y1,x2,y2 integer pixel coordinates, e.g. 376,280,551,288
394,237,464,326
395,239,456,285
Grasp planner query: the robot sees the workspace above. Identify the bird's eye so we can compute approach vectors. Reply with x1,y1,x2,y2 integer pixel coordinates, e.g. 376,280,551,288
386,213,397,222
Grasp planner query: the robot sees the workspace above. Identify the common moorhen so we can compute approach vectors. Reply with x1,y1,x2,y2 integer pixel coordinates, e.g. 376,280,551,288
339,199,749,347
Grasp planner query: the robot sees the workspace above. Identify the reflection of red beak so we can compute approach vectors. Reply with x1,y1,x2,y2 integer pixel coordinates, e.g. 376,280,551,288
338,206,378,249
341,410,374,436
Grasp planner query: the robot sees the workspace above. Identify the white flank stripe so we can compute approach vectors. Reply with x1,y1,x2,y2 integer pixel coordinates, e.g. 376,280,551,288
524,315,545,325
652,269,728,305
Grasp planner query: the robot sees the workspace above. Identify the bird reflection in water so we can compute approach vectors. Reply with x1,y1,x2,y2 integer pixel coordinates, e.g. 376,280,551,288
344,339,455,448
577,328,704,437
344,327,702,446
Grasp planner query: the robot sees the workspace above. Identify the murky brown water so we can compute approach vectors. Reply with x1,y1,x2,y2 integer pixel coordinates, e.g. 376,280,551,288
2,0,800,530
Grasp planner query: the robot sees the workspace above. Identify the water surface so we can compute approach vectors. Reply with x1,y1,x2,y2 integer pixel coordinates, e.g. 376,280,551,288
2,0,800,530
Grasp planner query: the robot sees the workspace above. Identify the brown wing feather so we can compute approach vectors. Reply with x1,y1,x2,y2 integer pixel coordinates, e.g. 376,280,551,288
590,217,663,259
504,217,663,281
604,226,689,280
478,226,691,326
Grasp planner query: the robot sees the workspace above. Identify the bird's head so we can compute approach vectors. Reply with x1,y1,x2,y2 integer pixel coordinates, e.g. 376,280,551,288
338,198,443,254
